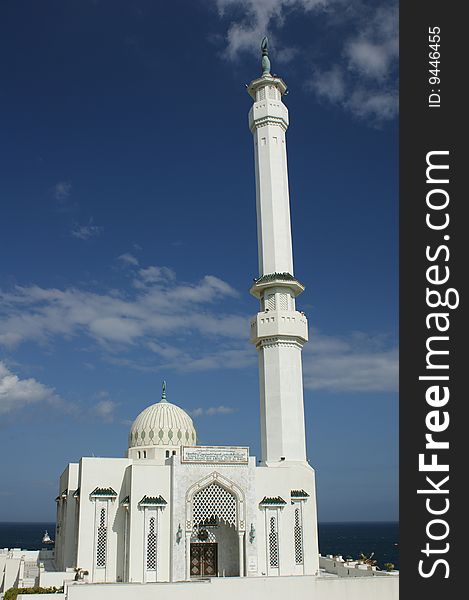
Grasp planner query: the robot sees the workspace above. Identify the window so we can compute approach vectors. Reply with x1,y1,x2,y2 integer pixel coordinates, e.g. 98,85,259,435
172,450,176,456
146,517,157,571
268,515,279,568
294,507,304,565
138,451,141,459
165,450,170,458
143,450,147,458
96,507,107,568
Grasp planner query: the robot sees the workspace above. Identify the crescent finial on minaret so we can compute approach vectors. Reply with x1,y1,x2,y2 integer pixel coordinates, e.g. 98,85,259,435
261,36,271,76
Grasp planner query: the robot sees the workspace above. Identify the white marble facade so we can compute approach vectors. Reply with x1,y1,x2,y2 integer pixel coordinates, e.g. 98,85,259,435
54,417,320,583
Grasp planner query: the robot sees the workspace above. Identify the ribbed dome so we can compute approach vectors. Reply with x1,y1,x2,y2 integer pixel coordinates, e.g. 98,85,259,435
128,382,196,449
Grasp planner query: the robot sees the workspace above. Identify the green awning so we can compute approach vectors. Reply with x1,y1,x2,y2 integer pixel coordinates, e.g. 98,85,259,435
259,496,287,506
90,487,118,498
138,494,167,507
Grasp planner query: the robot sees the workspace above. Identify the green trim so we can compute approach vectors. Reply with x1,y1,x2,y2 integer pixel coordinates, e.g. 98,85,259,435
121,495,130,506
291,489,309,499
73,488,80,499
254,272,297,284
259,496,287,506
61,489,68,498
90,487,117,498
139,494,167,507
250,272,305,299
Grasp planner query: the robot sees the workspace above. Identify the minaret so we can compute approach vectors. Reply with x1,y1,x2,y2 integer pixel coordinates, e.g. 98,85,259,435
248,38,309,466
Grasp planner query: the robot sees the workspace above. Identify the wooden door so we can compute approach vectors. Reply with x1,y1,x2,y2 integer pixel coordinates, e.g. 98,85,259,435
190,543,218,577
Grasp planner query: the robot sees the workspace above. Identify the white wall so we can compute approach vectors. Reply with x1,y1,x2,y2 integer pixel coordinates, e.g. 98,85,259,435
254,463,319,577
1,556,21,591
50,450,320,586
75,456,131,583
39,569,76,588
126,461,171,583
56,463,79,571
64,574,399,600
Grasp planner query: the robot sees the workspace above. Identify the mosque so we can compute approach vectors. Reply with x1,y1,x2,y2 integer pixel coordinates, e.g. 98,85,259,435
53,37,319,585
1,40,398,600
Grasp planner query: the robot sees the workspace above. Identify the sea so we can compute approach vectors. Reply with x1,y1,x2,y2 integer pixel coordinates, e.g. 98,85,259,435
318,522,399,570
0,521,399,571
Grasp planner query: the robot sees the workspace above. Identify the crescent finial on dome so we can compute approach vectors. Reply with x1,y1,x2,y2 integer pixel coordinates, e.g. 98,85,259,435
161,380,167,402
261,36,271,76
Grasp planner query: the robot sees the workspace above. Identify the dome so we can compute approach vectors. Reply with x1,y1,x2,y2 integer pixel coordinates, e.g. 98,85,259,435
128,382,196,449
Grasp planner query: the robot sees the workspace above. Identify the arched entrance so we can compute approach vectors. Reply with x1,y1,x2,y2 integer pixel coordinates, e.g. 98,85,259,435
185,473,246,579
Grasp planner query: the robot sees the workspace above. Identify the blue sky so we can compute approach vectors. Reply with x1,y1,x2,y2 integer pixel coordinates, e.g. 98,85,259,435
0,0,398,523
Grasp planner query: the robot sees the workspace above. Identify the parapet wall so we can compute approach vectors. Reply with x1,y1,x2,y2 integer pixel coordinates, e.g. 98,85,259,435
61,574,398,600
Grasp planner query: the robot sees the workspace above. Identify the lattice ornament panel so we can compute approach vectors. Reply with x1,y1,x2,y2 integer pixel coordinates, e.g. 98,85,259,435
266,294,276,311
192,483,237,528
279,293,289,310
294,507,304,565
146,517,157,571
96,507,107,568
268,516,279,568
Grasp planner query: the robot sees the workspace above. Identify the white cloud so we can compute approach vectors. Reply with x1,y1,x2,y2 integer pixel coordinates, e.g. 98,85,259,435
191,408,204,417
0,362,63,415
191,405,237,417
92,393,118,422
0,269,244,355
89,317,142,343
118,253,140,267
312,4,398,122
0,273,396,389
53,181,72,201
303,332,398,393
170,347,253,372
103,344,253,375
137,265,175,285
346,88,398,122
309,66,346,102
206,405,237,415
347,39,391,79
345,4,398,79
211,0,398,123
275,46,299,65
71,219,103,240
214,0,326,60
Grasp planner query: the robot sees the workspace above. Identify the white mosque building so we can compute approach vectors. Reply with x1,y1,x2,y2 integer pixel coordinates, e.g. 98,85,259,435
1,40,398,600
52,38,319,586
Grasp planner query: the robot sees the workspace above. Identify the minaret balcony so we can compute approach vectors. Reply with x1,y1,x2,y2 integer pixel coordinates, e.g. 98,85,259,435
250,273,305,299
250,310,308,345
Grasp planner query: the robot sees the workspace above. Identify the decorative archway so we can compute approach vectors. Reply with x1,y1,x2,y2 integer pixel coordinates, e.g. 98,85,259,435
185,472,246,579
